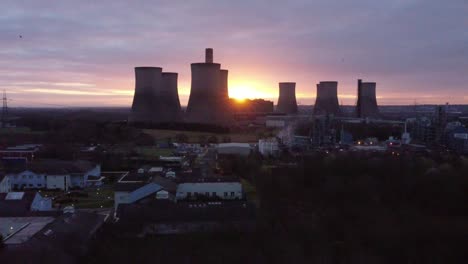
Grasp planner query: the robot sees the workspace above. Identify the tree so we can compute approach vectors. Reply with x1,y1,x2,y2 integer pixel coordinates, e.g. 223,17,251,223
175,133,189,143
207,135,218,144
0,234,5,250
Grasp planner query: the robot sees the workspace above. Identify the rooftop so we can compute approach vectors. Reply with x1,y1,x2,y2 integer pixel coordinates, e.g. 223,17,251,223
117,200,255,224
5,159,97,175
0,216,55,244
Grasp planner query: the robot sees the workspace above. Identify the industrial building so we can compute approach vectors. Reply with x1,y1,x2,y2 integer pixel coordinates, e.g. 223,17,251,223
176,178,243,200
314,81,340,116
129,66,182,124
258,138,280,157
276,82,298,114
185,48,232,125
356,79,379,118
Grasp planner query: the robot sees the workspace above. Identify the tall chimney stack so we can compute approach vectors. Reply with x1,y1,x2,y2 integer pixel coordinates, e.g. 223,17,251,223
205,48,213,63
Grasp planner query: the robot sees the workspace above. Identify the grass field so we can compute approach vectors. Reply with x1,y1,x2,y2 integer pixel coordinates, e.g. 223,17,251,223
241,178,259,207
135,146,174,158
143,129,259,143
44,184,116,209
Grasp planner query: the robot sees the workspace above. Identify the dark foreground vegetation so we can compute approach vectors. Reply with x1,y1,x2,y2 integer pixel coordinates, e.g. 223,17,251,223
84,152,468,263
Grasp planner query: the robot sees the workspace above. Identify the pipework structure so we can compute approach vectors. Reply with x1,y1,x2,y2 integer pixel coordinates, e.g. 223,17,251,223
276,82,298,114
185,48,232,125
356,79,379,118
313,81,340,116
129,67,182,124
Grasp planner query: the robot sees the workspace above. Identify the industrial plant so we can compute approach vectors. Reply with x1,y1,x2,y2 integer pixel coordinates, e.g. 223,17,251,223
126,48,385,129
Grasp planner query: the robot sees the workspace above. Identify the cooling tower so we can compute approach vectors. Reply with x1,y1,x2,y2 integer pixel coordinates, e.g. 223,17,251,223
160,72,182,121
313,81,340,116
129,67,182,124
185,49,232,125
276,82,298,114
220,69,229,99
129,67,162,123
356,79,379,118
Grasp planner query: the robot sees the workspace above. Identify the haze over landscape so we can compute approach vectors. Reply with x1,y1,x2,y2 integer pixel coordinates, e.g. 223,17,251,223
1,0,467,107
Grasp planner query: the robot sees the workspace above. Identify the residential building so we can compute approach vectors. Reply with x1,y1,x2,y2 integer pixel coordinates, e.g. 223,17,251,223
5,160,100,191
0,191,53,216
0,173,11,193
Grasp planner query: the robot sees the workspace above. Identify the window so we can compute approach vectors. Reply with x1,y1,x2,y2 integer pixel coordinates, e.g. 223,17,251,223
29,184,33,187
231,192,235,197
38,184,42,187
224,192,228,197
29,175,33,179
22,175,26,179
36,175,41,178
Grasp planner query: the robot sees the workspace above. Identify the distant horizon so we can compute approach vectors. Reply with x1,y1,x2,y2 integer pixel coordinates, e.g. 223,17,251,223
1,1,467,107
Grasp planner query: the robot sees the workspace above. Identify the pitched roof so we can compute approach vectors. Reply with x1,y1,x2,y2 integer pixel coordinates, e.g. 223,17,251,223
152,176,177,193
5,159,96,174
117,200,256,224
0,191,37,216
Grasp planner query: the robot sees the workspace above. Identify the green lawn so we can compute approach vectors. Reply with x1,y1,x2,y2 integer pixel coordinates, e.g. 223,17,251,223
53,184,116,209
134,146,174,158
241,178,259,207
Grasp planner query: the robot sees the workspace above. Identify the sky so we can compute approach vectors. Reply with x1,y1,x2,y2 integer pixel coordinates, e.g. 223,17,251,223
1,0,467,107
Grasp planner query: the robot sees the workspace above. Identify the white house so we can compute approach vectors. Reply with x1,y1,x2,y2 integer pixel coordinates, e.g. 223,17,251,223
5,160,100,191
0,174,11,193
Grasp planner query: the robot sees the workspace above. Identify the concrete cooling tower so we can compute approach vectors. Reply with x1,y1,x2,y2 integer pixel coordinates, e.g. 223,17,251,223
276,82,298,114
129,67,182,124
313,81,340,116
185,49,232,125
160,72,182,121
356,79,379,118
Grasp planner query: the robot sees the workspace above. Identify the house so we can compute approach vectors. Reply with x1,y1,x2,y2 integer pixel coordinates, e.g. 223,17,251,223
176,177,243,201
0,191,53,217
5,160,100,191
0,173,11,193
0,212,106,262
0,144,41,162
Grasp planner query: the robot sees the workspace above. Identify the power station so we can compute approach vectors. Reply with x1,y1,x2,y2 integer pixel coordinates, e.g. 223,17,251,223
313,81,340,116
185,48,232,125
356,79,379,118
127,48,383,126
129,67,182,124
276,82,298,114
